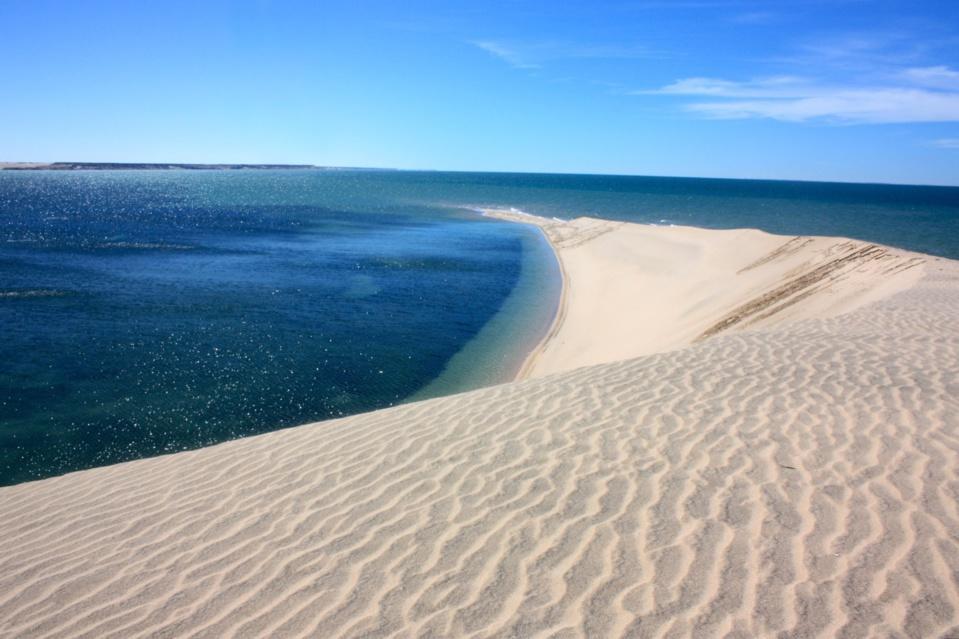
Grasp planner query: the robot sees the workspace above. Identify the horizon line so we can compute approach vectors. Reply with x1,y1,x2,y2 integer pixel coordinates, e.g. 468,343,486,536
2,161,958,189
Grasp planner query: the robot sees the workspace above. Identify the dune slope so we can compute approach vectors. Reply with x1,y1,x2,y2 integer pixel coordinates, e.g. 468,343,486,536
1,253,958,638
481,210,926,379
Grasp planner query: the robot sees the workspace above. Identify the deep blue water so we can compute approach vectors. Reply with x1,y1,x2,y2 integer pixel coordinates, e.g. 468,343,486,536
2,169,958,486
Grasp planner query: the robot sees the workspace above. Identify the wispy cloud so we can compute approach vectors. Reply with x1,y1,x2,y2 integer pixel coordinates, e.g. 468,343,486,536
686,89,959,123
642,76,811,98
470,39,657,69
931,138,959,149
471,41,541,69
781,32,932,69
903,66,959,90
642,67,959,124
729,11,779,25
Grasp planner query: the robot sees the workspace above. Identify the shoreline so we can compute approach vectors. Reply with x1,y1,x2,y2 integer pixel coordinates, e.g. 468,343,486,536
500,213,570,382
509,222,567,382
409,214,561,401
514,235,568,381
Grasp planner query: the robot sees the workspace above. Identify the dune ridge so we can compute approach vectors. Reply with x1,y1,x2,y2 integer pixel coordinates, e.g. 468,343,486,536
1,222,958,637
480,209,926,380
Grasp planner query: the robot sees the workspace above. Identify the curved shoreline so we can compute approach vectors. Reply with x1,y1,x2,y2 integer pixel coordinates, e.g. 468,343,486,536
471,208,569,382
513,230,567,381
509,221,569,382
410,213,562,400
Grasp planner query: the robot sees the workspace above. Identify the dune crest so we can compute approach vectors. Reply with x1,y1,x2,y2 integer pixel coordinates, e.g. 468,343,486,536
481,209,925,379
1,223,958,638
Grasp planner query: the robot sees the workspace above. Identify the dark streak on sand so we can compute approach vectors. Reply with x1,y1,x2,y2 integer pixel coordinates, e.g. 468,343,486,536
698,239,924,341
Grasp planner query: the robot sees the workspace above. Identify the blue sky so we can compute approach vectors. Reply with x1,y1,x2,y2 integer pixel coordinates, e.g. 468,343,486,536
2,0,959,185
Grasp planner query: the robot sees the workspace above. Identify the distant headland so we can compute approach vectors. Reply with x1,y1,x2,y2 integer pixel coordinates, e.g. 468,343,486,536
0,162,331,171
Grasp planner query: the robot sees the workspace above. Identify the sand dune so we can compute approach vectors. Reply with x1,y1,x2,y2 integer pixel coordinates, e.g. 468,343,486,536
1,222,958,638
481,210,926,379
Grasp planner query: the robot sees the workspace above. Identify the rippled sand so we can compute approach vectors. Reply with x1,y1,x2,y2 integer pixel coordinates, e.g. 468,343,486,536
1,222,957,638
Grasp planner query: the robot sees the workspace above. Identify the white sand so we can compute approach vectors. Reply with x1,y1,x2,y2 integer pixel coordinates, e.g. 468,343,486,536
1,215,958,638
480,210,926,379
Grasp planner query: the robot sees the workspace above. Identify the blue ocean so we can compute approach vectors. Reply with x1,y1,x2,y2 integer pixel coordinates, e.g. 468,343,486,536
2,169,958,485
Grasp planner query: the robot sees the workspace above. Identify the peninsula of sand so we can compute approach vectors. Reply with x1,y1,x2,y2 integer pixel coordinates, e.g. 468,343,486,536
2,211,958,638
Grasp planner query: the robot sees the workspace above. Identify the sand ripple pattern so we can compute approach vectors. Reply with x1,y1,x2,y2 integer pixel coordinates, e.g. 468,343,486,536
1,265,958,638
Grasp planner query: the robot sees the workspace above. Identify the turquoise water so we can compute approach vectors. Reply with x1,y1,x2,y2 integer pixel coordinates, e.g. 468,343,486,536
2,169,958,486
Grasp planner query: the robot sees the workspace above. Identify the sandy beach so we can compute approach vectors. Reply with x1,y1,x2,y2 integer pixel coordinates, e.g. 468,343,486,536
1,213,958,638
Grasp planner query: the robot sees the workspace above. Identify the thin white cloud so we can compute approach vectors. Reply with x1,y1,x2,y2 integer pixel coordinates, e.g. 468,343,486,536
643,76,811,98
471,41,541,69
470,39,657,70
688,89,959,123
903,66,959,90
931,138,959,149
643,68,959,124
729,11,779,25
783,32,931,69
